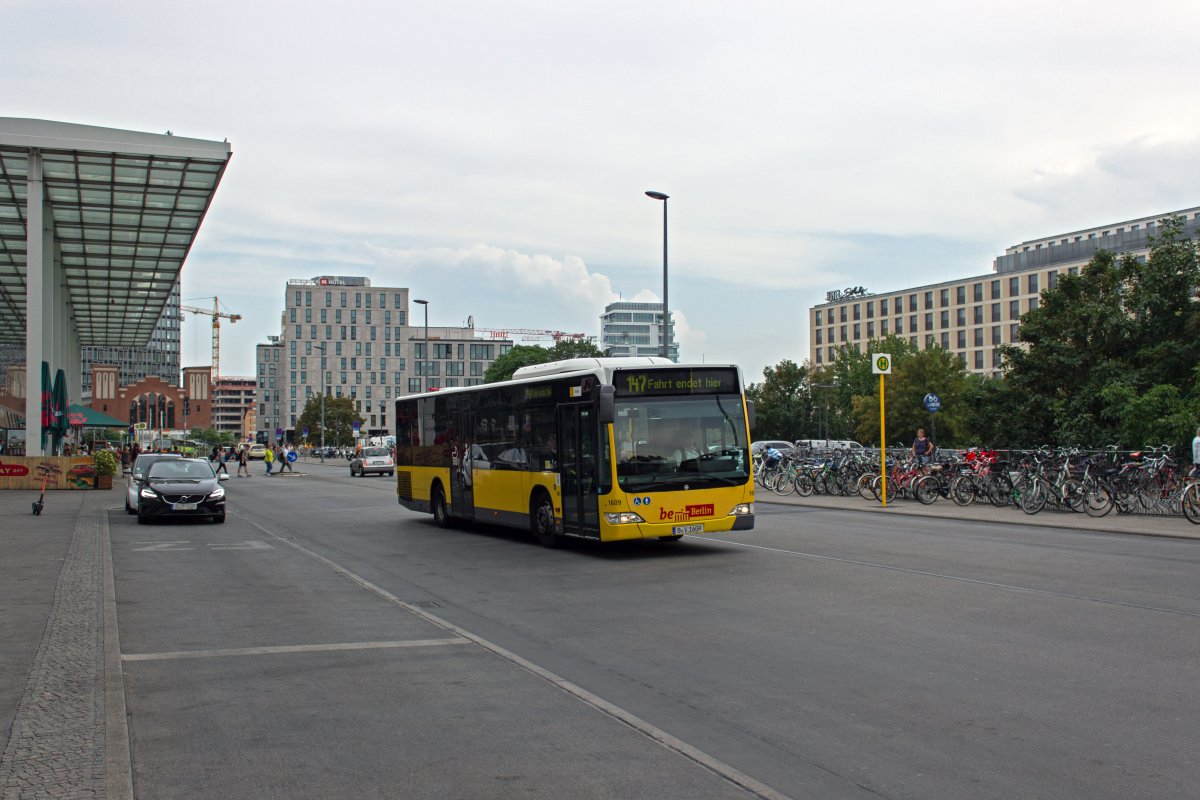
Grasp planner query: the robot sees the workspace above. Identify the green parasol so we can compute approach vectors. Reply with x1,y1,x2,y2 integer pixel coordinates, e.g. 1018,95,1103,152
51,368,69,452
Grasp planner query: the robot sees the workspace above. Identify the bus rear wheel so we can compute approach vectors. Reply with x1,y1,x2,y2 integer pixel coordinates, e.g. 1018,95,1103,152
432,484,451,528
531,493,560,548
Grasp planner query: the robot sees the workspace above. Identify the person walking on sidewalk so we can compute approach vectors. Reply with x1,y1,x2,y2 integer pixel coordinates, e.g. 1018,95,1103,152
237,445,250,478
264,445,275,476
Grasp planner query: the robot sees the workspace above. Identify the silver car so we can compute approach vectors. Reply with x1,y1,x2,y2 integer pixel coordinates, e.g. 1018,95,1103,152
349,446,394,477
125,452,183,514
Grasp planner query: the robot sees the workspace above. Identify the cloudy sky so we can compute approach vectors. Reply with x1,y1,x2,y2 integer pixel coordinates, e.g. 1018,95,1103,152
9,0,1200,383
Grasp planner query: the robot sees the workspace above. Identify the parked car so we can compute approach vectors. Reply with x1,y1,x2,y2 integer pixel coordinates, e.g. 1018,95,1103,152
136,457,228,525
244,443,268,460
126,452,183,514
350,446,394,477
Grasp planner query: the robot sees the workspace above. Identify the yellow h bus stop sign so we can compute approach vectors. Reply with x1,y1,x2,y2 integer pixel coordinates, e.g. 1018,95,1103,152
872,354,890,506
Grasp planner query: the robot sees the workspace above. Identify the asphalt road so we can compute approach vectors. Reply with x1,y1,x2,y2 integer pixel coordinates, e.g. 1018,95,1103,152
107,461,1200,799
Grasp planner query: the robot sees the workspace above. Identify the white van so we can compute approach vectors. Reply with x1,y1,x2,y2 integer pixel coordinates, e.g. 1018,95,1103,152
792,439,863,452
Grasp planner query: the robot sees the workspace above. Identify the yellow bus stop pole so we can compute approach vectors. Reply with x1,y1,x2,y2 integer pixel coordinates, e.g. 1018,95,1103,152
880,373,887,508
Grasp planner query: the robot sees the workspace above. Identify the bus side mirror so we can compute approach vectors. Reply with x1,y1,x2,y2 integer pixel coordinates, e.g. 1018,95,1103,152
745,400,756,433
595,384,615,424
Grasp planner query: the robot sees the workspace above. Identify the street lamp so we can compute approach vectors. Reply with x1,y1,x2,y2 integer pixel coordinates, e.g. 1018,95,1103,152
645,190,670,360
414,299,429,392
314,343,327,461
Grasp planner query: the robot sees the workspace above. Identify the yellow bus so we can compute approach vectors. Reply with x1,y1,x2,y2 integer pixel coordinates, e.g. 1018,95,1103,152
394,357,755,546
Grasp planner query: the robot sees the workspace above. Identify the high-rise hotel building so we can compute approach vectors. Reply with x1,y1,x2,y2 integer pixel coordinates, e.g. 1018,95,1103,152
808,207,1200,376
255,276,513,443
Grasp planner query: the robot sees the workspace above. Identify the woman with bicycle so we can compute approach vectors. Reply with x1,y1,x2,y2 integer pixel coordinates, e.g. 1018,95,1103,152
913,429,934,466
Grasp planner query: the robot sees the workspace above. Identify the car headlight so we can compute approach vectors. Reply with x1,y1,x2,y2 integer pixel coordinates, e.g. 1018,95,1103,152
727,503,754,516
209,486,225,500
604,511,645,525
140,487,157,499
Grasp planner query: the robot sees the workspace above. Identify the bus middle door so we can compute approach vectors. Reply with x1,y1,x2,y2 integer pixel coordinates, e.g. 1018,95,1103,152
557,404,600,537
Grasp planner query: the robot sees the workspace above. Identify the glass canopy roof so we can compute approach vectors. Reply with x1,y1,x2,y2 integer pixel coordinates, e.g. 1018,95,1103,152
0,119,232,348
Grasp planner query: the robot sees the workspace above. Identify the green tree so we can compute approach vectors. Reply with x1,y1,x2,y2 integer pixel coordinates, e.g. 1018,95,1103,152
745,360,816,440
849,345,968,447
1001,215,1200,449
294,395,364,447
817,335,917,442
483,339,604,383
959,373,1021,449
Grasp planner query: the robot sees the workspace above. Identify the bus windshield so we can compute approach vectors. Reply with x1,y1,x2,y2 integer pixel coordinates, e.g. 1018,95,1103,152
612,394,750,491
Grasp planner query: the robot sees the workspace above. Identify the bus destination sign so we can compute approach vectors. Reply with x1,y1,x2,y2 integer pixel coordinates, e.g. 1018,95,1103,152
615,368,739,397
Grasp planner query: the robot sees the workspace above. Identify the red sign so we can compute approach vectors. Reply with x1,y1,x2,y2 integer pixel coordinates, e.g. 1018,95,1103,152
0,460,31,478
685,504,715,518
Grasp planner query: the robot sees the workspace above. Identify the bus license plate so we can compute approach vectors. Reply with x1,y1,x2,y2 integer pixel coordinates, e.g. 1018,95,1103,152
673,524,703,535
174,502,198,510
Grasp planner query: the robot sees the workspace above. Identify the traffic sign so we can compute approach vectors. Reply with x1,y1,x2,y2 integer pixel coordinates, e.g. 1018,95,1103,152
871,353,892,375
924,393,942,413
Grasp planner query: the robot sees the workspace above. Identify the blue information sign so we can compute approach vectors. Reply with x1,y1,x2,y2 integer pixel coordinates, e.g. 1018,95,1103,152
923,393,942,413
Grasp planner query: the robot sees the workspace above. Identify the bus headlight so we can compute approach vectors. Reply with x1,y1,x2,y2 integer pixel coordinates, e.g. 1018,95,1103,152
604,511,645,525
727,503,754,516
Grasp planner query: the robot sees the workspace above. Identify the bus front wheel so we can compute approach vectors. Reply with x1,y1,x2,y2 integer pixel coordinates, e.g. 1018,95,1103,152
531,493,560,548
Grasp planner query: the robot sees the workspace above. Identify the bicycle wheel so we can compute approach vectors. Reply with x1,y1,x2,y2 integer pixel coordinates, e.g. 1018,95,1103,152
770,471,794,495
987,473,1014,507
1061,478,1086,513
915,475,939,505
949,475,974,506
1020,478,1047,514
1083,480,1114,518
857,473,878,500
874,475,898,501
794,473,815,497
1181,483,1200,524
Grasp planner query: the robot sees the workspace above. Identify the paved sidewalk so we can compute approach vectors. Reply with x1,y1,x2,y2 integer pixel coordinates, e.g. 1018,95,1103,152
0,485,129,800
758,487,1200,539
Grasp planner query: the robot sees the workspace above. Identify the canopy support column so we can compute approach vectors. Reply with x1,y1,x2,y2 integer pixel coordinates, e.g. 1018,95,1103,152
23,149,47,456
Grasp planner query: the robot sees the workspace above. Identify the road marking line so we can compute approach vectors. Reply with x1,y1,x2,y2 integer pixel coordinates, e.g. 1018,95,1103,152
238,513,793,800
122,638,470,662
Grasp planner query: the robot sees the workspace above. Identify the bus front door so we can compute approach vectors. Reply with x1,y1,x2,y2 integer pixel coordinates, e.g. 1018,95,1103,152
557,404,600,537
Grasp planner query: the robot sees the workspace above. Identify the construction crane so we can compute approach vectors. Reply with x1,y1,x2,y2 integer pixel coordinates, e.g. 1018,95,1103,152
473,327,591,343
182,297,242,380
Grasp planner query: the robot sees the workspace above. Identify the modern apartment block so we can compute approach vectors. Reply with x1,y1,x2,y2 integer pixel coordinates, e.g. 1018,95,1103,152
808,206,1200,376
599,301,678,361
255,276,513,443
212,376,256,437
80,281,182,399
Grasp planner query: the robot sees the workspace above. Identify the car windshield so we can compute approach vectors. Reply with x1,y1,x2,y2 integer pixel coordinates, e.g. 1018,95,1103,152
613,395,750,491
147,460,216,480
363,447,390,457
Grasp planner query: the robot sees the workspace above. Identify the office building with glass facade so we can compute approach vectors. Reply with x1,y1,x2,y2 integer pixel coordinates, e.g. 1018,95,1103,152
808,207,1200,376
599,301,677,361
